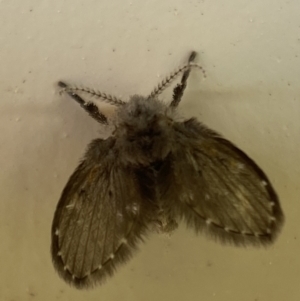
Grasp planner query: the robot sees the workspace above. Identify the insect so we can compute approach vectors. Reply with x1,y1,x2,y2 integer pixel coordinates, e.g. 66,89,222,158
51,51,284,289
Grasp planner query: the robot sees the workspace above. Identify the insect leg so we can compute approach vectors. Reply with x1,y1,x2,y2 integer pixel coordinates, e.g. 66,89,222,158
170,51,197,108
58,81,108,124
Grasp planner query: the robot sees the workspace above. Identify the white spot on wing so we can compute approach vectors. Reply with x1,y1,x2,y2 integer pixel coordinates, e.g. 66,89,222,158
116,212,124,222
121,238,128,244
126,203,139,215
261,181,268,187
188,191,194,201
237,163,245,170
66,204,75,209
206,219,212,225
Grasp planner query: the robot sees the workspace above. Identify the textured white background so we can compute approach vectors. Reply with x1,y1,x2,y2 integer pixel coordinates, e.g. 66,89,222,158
0,0,299,300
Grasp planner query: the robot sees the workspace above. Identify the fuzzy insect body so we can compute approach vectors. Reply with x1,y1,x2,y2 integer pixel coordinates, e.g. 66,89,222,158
51,52,284,289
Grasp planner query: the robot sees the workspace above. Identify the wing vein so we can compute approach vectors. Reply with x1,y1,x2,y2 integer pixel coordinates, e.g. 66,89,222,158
80,171,103,277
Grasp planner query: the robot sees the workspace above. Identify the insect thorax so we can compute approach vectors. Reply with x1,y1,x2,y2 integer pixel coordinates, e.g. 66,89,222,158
114,95,176,165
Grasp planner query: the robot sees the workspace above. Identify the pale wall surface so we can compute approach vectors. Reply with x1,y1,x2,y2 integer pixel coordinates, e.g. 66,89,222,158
0,0,299,300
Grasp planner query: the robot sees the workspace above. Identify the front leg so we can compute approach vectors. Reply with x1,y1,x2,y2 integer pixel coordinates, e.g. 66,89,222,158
170,51,197,108
58,81,108,124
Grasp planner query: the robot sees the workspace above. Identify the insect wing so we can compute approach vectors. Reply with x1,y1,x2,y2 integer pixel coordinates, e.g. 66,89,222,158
51,138,146,288
170,119,284,245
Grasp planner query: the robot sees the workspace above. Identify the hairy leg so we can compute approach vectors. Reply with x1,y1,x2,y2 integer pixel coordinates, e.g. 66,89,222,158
58,81,108,124
170,51,197,108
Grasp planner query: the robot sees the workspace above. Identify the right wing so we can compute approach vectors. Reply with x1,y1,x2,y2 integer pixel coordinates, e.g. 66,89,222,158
166,118,284,246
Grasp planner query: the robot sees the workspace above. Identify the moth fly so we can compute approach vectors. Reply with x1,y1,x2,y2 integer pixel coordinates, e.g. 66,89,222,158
51,51,284,289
